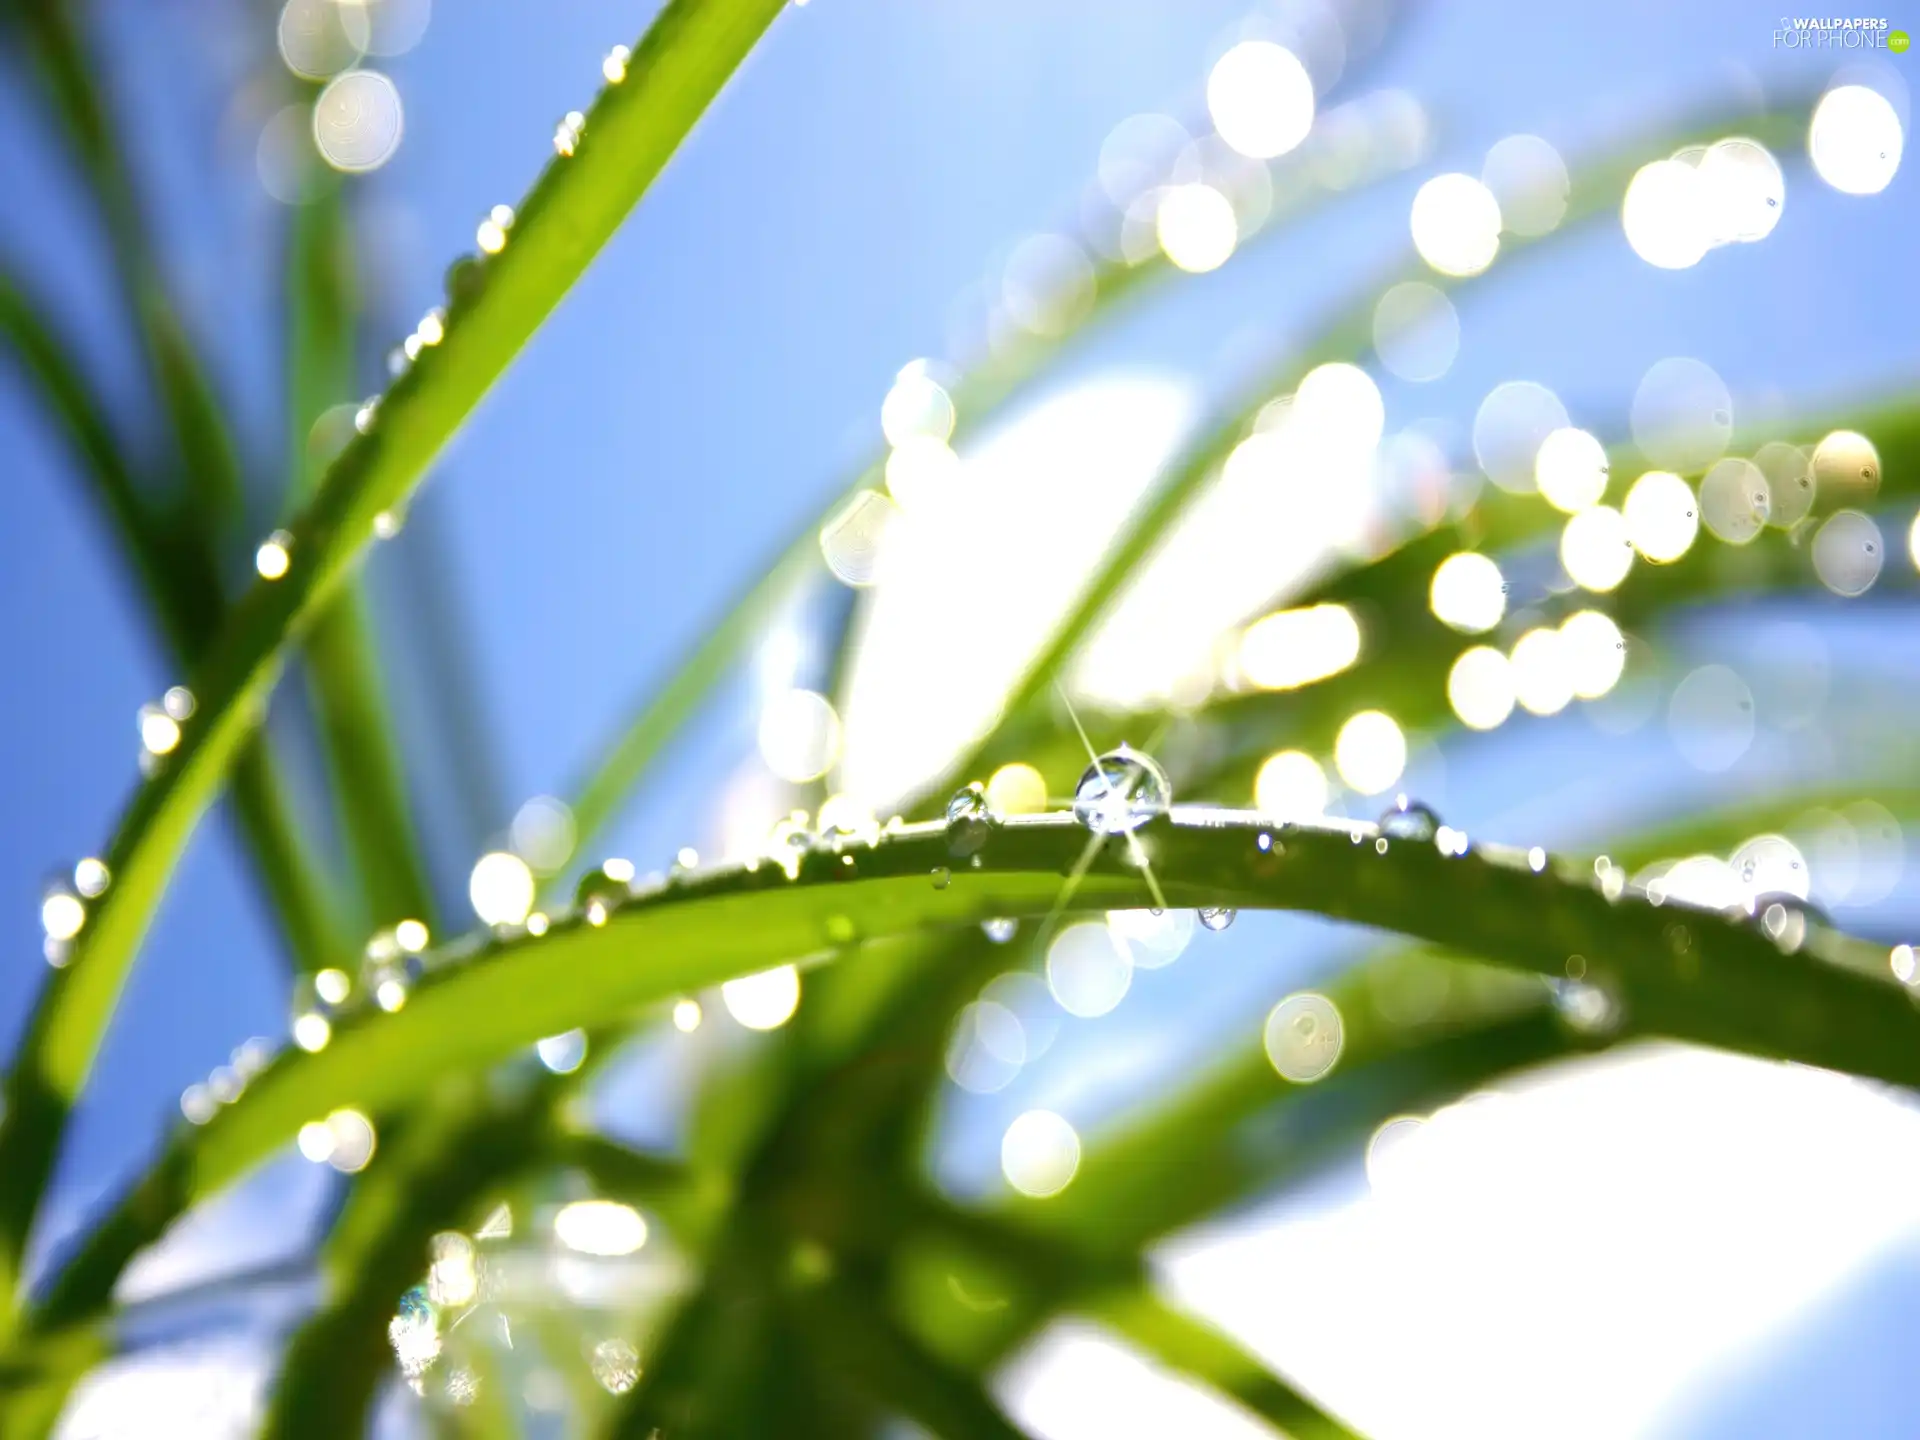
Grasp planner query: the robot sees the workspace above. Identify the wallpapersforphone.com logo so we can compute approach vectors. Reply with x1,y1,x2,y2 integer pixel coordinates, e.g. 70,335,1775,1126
1773,17,1911,50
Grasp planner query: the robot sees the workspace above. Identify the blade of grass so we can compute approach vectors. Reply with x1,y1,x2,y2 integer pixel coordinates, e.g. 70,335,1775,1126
0,0,788,1301
799,1277,1036,1440
992,391,1920,806
1091,1284,1358,1440
0,272,344,979
287,184,439,932
4,0,243,523
938,97,1819,798
22,805,1919,1360
259,1072,555,1439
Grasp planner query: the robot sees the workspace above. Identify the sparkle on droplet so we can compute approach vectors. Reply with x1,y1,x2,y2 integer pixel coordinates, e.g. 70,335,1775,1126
945,782,995,858
1197,907,1236,931
1072,746,1172,835
983,916,1018,943
1377,796,1440,842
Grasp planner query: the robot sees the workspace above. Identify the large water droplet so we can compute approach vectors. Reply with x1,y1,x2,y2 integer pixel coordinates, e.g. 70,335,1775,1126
1197,907,1237,931
573,860,634,916
1753,892,1825,953
1072,746,1172,835
1552,977,1623,1035
1378,796,1441,842
945,782,996,858
591,1337,640,1395
931,866,952,890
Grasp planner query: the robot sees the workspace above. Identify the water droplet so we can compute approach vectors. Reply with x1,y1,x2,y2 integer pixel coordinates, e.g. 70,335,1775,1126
1263,993,1344,1081
1072,745,1172,835
1374,836,1390,854
354,397,379,433
1197,907,1237,931
138,703,182,756
388,1285,441,1381
1256,832,1272,852
591,1337,640,1395
372,508,404,540
931,866,952,890
602,44,631,83
68,857,107,899
1552,977,1623,1035
945,782,996,858
445,255,484,305
982,917,1018,943
180,1083,217,1125
41,884,85,942
1378,795,1441,842
553,110,585,156
573,861,633,916
766,812,813,880
1664,922,1692,956
1528,846,1547,872
1753,893,1824,952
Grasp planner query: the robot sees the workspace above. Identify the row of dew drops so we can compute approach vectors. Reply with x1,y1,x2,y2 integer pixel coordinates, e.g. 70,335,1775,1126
35,35,659,979
40,732,1906,1146
246,40,646,592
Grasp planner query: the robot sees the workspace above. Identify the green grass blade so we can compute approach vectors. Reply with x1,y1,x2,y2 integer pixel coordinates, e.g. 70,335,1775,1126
287,186,439,932
4,0,244,523
941,98,1819,796
800,1277,1035,1440
990,392,1920,807
1092,1284,1359,1440
22,807,1918,1355
0,0,787,1297
260,1075,553,1439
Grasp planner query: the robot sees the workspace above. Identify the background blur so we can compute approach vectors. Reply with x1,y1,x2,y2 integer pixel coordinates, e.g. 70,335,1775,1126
3,0,1918,1435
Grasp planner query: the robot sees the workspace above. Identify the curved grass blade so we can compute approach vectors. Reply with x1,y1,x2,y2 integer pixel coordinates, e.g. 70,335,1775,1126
1091,1284,1359,1440
23,806,1919,1353
938,98,1820,798
992,392,1920,804
0,0,789,1297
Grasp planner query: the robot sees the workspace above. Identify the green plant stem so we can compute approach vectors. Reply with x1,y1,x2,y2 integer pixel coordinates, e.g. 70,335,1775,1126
21,803,1916,1373
0,0,787,1308
287,185,439,933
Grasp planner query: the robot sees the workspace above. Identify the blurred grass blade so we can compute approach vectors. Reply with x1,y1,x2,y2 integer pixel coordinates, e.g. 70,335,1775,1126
5,0,243,523
1092,1284,1359,1440
1125,396,1920,806
0,268,345,989
943,98,1817,794
0,0,787,1298
260,1075,551,1439
287,187,437,930
557,89,1433,865
801,1278,1036,1440
26,809,1920,1350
